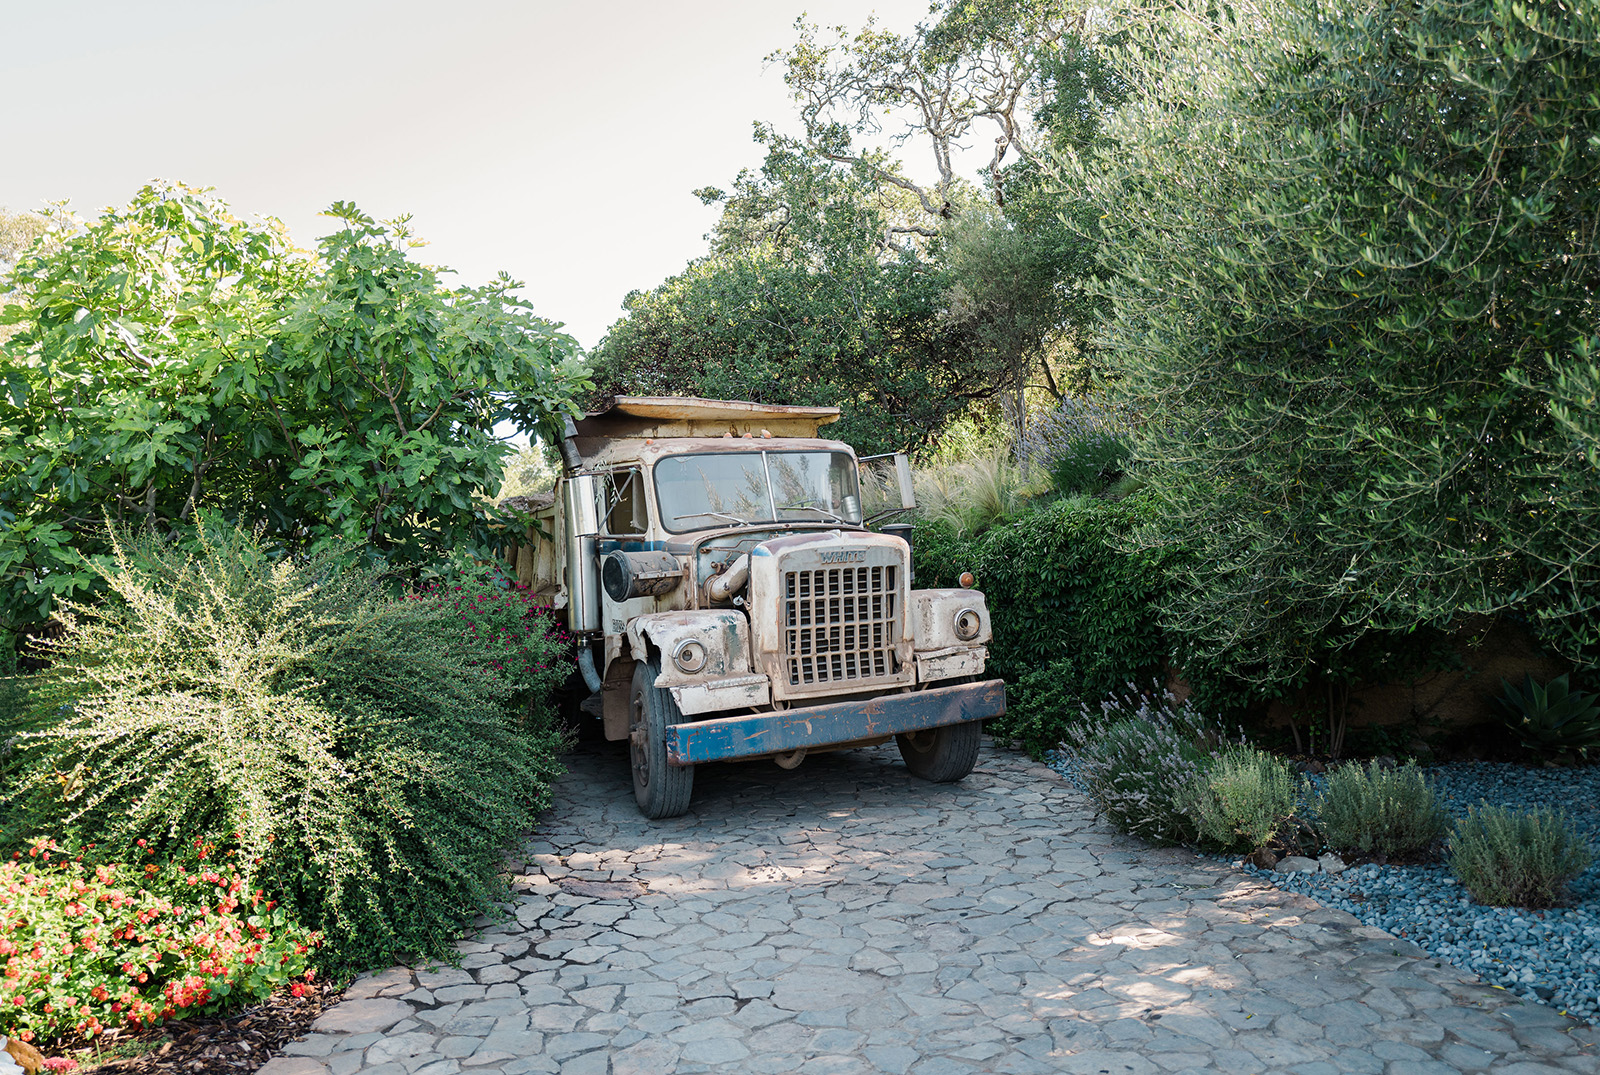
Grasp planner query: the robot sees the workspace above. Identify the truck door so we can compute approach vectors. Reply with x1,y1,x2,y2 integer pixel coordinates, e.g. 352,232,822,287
597,468,658,635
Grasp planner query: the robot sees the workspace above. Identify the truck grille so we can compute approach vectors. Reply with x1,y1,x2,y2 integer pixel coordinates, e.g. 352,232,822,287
784,565,899,687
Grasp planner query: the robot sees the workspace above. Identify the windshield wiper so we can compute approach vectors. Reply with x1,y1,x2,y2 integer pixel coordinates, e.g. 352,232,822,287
778,502,847,524
674,511,751,527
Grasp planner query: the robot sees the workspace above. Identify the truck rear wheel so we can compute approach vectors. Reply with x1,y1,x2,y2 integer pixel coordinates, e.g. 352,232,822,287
630,659,694,819
897,721,982,783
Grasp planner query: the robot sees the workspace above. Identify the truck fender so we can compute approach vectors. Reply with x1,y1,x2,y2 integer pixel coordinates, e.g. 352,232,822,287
625,610,755,687
911,589,993,651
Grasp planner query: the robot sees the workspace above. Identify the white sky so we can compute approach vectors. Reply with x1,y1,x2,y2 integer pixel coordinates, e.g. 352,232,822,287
0,0,946,351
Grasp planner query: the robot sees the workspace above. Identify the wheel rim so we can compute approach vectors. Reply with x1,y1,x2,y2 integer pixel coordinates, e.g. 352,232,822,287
903,729,937,754
630,689,651,789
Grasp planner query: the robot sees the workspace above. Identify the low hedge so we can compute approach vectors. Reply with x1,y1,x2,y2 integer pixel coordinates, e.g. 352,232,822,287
3,524,567,977
914,493,1178,757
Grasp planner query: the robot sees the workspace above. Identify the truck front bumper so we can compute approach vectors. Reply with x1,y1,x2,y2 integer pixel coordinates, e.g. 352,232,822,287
665,679,1007,766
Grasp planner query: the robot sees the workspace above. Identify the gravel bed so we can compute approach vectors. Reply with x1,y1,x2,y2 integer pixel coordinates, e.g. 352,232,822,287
1051,753,1600,1022
1245,763,1600,1023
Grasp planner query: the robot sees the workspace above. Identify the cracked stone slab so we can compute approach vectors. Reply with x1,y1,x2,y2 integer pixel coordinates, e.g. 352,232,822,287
271,741,1600,1074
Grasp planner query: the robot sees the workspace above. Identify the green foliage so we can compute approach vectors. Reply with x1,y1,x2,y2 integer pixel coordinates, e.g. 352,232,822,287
598,2,1108,454
591,136,996,456
0,208,49,351
495,444,561,503
1062,685,1225,845
914,493,1176,755
1313,761,1449,860
0,838,317,1045
939,202,1101,426
1188,746,1301,853
3,523,566,972
1494,674,1600,760
1079,0,1600,682
0,182,589,629
1018,397,1131,497
1000,656,1086,760
424,576,574,719
1507,344,1600,667
0,627,22,724
0,208,48,272
1448,805,1593,908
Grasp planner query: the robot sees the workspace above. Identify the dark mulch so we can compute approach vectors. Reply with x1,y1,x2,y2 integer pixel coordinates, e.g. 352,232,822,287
56,980,341,1075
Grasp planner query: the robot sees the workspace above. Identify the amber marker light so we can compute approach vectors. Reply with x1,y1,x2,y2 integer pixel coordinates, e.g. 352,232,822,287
959,571,975,589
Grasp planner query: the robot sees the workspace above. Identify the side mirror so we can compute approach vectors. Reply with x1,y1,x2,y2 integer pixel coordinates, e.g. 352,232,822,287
894,453,915,511
858,452,916,523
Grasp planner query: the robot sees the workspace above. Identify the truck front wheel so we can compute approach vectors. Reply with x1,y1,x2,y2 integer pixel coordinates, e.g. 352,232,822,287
897,721,982,783
629,659,695,819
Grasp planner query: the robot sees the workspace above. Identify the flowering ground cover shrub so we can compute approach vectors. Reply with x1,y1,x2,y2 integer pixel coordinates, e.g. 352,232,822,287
3,523,567,972
1061,684,1232,845
0,839,316,1046
1017,397,1132,498
421,575,572,719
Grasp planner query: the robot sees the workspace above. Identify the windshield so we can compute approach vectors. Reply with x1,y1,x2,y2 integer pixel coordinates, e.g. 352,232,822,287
654,451,862,533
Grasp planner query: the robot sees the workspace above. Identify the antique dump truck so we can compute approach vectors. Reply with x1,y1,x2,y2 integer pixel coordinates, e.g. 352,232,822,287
512,397,1006,818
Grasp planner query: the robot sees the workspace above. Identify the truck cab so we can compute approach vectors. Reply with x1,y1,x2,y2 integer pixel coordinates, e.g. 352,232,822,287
514,396,1006,818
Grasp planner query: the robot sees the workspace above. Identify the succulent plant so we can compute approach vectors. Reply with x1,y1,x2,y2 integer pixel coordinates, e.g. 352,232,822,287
1494,674,1600,759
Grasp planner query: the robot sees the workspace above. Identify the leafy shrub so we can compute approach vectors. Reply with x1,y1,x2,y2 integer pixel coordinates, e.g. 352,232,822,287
0,838,317,1046
0,628,25,725
1314,761,1449,859
993,656,1085,758
422,576,573,717
1062,684,1226,845
0,183,589,630
1448,805,1593,908
1018,396,1132,497
4,523,567,972
1188,746,1301,853
1493,674,1600,760
914,494,1177,756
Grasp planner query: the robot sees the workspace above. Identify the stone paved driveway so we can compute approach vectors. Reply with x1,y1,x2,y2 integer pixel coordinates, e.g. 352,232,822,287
263,741,1600,1075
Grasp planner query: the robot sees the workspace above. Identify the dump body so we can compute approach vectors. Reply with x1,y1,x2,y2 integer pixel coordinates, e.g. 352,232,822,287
505,397,1004,805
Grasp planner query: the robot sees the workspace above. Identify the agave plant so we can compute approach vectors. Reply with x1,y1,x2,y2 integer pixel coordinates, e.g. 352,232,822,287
1494,674,1600,759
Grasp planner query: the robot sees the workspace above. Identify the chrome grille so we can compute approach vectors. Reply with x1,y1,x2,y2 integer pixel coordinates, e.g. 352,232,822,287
784,564,899,687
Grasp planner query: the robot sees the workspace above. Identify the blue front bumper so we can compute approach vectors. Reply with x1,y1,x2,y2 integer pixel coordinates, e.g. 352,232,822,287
665,679,1007,765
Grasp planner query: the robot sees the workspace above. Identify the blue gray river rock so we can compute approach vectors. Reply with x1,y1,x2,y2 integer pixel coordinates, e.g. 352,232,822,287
1250,762,1600,1022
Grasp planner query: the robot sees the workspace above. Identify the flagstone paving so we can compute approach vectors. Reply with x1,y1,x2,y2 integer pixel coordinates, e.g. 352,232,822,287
261,741,1600,1075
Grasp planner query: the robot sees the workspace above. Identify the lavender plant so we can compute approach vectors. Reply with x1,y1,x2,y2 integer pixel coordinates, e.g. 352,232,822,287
1188,745,1303,853
1061,682,1231,845
1018,397,1133,497
1449,805,1593,908
1314,761,1449,859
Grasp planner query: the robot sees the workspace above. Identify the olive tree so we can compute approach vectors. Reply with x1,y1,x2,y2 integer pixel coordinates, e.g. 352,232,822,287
1078,0,1600,678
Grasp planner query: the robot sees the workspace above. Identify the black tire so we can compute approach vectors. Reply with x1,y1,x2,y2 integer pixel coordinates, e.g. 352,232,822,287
897,721,983,783
630,659,694,819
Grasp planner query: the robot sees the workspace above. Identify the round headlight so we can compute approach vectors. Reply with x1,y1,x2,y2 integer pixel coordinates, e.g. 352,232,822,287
671,638,708,675
953,607,982,642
